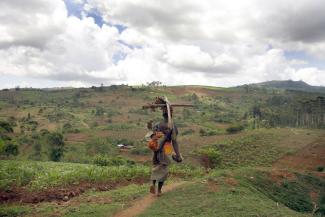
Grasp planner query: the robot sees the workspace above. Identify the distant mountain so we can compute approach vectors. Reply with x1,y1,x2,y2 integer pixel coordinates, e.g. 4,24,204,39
241,80,325,93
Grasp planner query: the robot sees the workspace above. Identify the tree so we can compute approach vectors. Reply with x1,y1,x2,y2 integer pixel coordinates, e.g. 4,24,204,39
47,132,65,161
4,143,19,156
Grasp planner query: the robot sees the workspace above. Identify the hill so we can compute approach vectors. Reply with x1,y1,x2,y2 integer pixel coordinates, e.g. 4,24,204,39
242,80,325,93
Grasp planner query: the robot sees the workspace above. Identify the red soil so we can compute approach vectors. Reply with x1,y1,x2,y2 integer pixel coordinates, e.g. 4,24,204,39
0,178,146,204
273,136,325,171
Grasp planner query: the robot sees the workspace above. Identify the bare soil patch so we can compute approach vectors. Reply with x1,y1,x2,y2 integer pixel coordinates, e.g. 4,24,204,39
0,178,146,204
270,169,297,184
273,136,325,171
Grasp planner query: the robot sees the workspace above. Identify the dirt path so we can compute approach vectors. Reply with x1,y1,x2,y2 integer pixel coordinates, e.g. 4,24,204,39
113,181,187,217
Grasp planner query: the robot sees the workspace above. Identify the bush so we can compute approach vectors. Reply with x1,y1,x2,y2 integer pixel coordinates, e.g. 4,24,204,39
197,147,221,169
316,166,324,172
47,132,65,161
4,143,19,156
226,125,244,134
0,121,13,133
93,155,135,167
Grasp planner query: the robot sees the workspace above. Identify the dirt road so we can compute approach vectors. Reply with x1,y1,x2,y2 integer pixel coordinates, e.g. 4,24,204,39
113,181,187,217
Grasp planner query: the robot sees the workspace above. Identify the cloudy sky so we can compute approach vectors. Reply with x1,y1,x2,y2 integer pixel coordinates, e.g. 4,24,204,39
1,0,325,88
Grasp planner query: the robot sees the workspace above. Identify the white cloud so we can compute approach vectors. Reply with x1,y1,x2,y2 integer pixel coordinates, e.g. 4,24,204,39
0,0,325,88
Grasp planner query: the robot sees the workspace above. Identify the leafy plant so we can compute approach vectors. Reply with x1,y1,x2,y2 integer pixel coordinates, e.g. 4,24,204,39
226,125,244,134
93,155,135,167
197,146,221,169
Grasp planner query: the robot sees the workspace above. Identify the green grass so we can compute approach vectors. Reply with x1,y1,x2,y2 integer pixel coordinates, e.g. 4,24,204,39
0,184,149,217
200,130,290,168
0,160,150,191
139,180,308,217
0,160,205,191
0,206,30,217
243,169,325,215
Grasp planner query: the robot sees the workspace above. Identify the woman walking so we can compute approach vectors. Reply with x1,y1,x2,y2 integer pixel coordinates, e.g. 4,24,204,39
145,97,182,196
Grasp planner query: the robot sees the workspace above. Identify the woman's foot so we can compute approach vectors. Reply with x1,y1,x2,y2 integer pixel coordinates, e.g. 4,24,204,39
157,190,162,197
150,185,156,194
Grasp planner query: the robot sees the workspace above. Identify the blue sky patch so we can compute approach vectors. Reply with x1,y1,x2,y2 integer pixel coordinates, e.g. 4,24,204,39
113,51,127,64
64,0,84,19
118,40,142,50
284,50,325,69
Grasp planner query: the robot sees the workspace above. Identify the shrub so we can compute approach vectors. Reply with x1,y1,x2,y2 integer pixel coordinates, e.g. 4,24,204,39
0,121,13,133
4,143,19,156
226,125,244,134
197,147,221,169
47,132,65,161
317,166,324,172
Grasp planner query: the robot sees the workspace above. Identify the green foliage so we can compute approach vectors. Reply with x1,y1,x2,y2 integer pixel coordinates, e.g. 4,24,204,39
317,166,324,172
169,164,205,178
0,160,149,191
140,180,307,217
317,194,325,215
20,119,38,132
93,155,135,167
247,171,324,213
47,132,65,161
197,146,221,169
0,121,13,133
3,143,19,156
0,139,5,154
226,124,244,134
86,138,117,156
212,131,285,168
0,206,29,217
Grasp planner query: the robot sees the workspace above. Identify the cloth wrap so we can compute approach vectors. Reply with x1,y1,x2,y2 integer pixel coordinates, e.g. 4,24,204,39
150,120,180,182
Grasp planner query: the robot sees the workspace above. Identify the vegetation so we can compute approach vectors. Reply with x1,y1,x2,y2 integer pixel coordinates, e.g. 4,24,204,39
0,84,324,216
196,146,222,169
0,160,149,191
140,174,309,217
93,155,135,167
48,132,65,161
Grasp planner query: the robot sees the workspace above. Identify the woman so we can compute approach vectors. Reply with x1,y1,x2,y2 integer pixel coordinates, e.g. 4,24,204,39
147,97,182,196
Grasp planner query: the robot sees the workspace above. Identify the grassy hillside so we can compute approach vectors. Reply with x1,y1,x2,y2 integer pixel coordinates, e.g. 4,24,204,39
0,85,324,217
